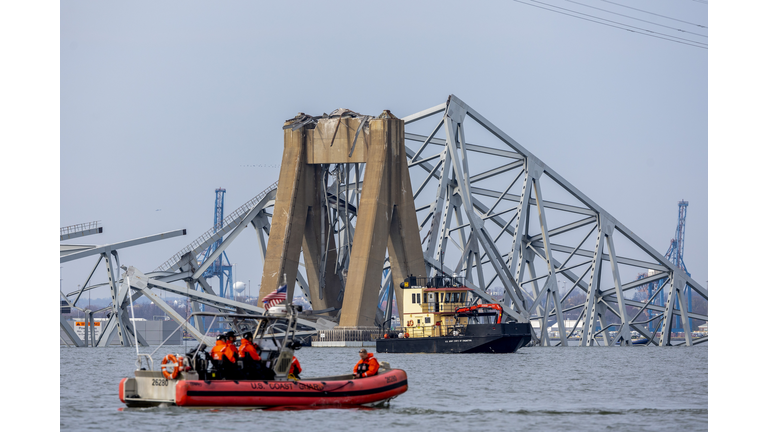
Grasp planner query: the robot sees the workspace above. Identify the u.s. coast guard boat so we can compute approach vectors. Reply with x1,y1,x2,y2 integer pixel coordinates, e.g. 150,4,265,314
119,306,407,408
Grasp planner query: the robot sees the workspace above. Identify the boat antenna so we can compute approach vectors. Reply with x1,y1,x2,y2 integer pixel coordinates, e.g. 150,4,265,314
123,267,141,367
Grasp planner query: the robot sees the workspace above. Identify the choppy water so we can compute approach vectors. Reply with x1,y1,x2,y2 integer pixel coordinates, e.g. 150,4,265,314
61,344,707,431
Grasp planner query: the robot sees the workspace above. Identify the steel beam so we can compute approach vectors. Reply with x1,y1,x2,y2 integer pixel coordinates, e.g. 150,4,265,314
61,229,186,263
60,314,84,347
60,227,102,241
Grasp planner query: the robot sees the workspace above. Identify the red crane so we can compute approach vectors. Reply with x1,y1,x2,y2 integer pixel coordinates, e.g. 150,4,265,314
454,304,503,324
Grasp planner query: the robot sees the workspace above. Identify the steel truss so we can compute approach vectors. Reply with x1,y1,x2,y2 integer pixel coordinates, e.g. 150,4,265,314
238,95,706,346
398,95,707,346
60,228,187,347
144,181,337,342
73,95,706,348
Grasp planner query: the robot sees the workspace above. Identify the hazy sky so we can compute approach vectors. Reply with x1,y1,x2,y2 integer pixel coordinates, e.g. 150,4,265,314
58,1,707,299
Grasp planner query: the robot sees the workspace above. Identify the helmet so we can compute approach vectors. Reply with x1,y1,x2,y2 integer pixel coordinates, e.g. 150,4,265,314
216,334,225,341
242,332,253,340
225,331,236,339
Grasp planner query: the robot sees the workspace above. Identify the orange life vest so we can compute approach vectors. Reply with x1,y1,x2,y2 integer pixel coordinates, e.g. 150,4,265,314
290,356,301,376
238,339,261,361
353,353,379,377
211,340,227,361
222,341,237,363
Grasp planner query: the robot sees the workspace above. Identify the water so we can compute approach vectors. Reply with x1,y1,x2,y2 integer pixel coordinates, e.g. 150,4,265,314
61,344,707,431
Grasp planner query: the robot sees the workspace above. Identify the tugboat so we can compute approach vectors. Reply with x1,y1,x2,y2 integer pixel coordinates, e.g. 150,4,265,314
119,305,407,408
376,276,533,354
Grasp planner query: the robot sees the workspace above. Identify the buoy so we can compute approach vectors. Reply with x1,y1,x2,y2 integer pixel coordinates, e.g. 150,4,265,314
161,354,180,379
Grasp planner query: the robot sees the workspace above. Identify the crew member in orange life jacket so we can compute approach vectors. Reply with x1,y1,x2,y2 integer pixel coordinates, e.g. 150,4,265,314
211,332,237,379
210,335,228,379
224,331,239,359
237,332,261,379
288,356,302,380
238,332,261,362
353,349,379,379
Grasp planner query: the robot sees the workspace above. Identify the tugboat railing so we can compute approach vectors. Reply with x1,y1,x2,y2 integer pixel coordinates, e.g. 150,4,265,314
381,324,468,339
420,301,468,313
402,275,466,288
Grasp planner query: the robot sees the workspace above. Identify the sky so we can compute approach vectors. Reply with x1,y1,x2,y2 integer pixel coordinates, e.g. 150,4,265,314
57,0,708,301
5,1,767,427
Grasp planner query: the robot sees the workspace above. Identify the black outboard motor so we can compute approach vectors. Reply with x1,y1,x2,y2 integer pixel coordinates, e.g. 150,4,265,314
186,344,211,380
288,341,303,351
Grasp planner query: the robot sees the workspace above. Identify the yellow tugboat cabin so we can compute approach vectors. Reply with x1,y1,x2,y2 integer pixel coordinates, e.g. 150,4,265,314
401,276,473,337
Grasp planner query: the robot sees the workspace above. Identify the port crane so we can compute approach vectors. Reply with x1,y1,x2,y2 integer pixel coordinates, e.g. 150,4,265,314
638,200,693,334
665,200,692,333
196,188,234,332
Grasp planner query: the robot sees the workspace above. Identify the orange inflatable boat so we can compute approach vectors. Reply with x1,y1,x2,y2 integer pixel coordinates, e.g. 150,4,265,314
117,309,407,409
120,368,407,408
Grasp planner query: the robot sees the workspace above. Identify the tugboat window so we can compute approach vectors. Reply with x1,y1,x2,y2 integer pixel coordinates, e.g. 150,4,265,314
412,293,416,303
425,317,431,324
417,293,421,304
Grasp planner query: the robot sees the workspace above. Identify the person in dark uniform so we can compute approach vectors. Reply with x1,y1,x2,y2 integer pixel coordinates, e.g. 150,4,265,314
186,343,210,380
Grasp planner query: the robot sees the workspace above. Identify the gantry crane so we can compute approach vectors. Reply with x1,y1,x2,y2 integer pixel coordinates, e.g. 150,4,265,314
639,200,693,334
665,200,692,333
197,188,234,332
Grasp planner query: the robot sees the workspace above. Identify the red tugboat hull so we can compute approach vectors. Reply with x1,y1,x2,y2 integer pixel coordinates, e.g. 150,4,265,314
174,369,407,407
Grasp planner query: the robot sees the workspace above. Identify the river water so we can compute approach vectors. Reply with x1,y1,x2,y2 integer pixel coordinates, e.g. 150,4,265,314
60,344,707,431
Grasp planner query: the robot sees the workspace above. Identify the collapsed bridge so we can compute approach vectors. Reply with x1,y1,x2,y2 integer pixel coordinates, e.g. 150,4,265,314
60,95,707,347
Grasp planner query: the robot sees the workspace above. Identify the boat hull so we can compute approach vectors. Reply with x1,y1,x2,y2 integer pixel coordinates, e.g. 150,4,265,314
376,323,533,354
121,369,407,408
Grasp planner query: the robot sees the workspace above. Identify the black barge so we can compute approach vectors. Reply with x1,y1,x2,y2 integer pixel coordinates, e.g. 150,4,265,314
376,322,533,354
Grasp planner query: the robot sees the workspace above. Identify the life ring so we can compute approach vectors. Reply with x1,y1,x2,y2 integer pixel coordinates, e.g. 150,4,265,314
407,320,414,327
161,354,179,380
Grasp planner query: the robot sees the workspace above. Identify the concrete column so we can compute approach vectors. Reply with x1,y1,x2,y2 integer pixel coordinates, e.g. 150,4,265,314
260,124,310,301
339,117,394,326
386,118,427,324
262,111,426,327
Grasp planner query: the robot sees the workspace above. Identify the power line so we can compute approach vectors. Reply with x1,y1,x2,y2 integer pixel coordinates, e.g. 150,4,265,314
514,0,706,49
599,0,707,28
562,0,707,38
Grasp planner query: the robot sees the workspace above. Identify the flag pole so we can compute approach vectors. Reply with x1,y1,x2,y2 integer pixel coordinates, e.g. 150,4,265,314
283,273,294,307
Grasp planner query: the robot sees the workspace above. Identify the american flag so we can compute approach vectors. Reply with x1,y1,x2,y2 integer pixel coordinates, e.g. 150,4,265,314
262,284,287,309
